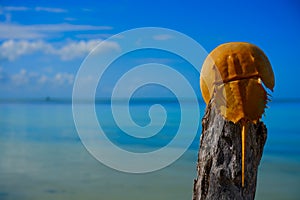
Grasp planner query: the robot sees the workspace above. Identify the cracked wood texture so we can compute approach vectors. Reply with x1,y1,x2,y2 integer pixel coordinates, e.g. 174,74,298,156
193,100,267,200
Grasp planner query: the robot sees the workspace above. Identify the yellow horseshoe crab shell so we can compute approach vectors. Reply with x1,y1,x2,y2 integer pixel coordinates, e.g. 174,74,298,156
200,42,275,123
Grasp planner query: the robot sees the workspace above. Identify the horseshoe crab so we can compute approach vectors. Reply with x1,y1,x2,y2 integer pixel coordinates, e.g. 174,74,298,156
200,42,275,187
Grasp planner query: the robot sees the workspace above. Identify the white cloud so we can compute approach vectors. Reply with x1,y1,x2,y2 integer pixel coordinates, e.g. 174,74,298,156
6,68,75,87
54,73,74,85
0,23,113,39
42,67,53,74
38,75,48,84
52,40,120,60
0,6,67,22
64,17,76,21
0,40,51,60
1,6,30,12
76,33,114,39
0,24,44,39
1,6,66,13
11,69,29,85
0,39,120,61
35,7,67,13
52,40,100,60
153,34,174,41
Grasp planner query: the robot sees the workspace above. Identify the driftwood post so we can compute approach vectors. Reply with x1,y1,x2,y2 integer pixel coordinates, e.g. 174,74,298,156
193,99,267,200
193,42,274,200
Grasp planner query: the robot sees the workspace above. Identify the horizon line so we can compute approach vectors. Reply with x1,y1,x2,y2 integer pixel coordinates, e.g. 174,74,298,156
0,97,299,104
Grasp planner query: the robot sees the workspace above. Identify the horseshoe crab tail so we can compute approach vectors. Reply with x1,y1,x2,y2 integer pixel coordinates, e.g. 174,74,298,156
241,121,247,187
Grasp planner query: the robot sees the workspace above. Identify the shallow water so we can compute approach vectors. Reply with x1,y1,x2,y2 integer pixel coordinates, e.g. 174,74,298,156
0,100,299,200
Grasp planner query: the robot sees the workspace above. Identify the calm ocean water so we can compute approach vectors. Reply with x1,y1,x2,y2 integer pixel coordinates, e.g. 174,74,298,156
0,100,299,200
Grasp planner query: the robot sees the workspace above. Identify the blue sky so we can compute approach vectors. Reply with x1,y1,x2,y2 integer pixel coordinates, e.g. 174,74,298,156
0,0,299,99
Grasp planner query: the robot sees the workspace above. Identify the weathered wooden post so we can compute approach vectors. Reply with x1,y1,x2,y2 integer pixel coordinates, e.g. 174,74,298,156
193,42,275,200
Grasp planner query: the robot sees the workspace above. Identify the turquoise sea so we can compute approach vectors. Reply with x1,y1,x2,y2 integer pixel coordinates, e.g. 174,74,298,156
0,99,299,200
